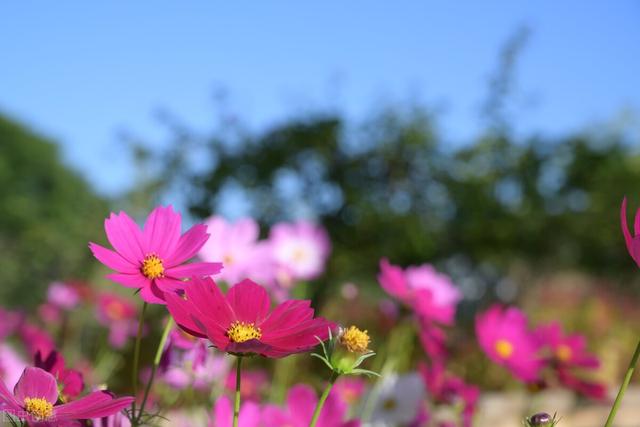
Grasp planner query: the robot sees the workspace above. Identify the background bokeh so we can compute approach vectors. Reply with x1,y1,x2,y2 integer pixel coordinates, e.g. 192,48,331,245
1,2,640,425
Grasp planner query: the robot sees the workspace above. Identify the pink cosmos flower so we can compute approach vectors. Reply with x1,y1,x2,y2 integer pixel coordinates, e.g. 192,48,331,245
165,277,334,358
262,384,359,427
476,305,542,382
89,206,223,304
92,412,131,427
224,369,268,401
535,322,606,399
209,395,262,427
35,351,84,402
47,282,80,310
0,345,27,390
269,221,331,284
160,341,228,391
0,367,133,425
378,259,461,358
96,293,138,348
418,361,479,427
199,216,263,284
621,197,640,267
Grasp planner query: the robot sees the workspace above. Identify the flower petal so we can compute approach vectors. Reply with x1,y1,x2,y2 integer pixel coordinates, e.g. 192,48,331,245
226,280,270,324
169,224,211,267
142,206,182,259
260,300,313,331
89,243,138,274
54,391,134,420
0,377,21,413
104,212,145,263
138,282,166,304
165,262,223,279
164,292,207,338
184,277,235,329
14,367,58,404
105,273,149,289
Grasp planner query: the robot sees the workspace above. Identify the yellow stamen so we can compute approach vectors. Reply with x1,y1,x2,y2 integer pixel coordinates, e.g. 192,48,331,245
340,325,371,354
495,339,514,359
141,254,164,279
24,397,53,420
226,321,262,343
556,344,572,362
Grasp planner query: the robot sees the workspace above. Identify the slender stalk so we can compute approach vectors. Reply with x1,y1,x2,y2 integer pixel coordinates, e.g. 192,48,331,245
309,371,339,427
604,338,640,427
131,302,147,420
135,317,174,424
233,356,243,427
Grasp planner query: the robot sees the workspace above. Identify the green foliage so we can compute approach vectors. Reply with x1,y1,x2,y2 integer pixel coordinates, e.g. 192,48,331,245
0,114,108,307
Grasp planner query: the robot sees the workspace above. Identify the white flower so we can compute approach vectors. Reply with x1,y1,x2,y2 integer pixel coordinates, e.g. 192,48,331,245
367,373,425,426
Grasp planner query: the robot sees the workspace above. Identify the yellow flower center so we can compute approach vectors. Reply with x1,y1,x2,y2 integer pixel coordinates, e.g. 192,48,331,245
495,339,514,359
226,321,262,343
24,397,53,420
556,344,572,362
340,325,371,353
141,254,165,279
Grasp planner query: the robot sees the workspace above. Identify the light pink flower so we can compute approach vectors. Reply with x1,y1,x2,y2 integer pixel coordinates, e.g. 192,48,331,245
224,370,268,401
476,305,542,382
89,206,223,304
92,412,131,427
262,384,359,427
96,293,138,348
269,221,331,284
160,342,228,391
165,277,334,358
0,308,22,341
199,216,264,284
0,345,27,390
47,282,80,310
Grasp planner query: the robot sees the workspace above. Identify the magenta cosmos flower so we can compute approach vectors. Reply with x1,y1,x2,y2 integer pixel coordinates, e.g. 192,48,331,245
621,197,640,267
89,206,223,304
535,321,606,399
209,395,262,427
476,305,542,382
262,384,360,427
0,367,133,425
165,276,334,357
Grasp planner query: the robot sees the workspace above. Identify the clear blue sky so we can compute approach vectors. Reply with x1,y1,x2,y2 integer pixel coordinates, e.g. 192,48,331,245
1,1,639,196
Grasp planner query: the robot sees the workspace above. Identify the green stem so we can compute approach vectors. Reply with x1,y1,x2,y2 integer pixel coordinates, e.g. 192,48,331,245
233,356,243,427
136,317,174,424
309,371,339,427
604,338,640,427
131,302,147,420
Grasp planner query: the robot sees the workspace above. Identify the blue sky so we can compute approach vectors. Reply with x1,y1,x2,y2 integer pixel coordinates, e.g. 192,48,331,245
1,1,639,196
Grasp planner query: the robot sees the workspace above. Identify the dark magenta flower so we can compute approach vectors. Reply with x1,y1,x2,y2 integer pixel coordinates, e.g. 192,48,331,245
476,305,542,382
535,321,606,399
0,367,133,425
621,197,640,267
89,206,223,304
165,276,334,358
34,351,84,402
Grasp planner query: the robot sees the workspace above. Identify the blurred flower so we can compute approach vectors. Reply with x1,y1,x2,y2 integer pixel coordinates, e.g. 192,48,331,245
0,367,133,423
535,321,606,399
199,216,264,284
476,305,542,382
89,205,222,304
18,322,55,357
334,377,367,406
96,293,138,348
368,373,425,427
0,344,27,390
169,325,200,350
92,412,132,427
270,221,331,285
165,277,334,358
262,384,359,427
378,259,461,359
160,341,228,391
38,303,61,325
47,281,80,310
621,197,640,267
209,394,262,427
418,361,479,427
35,350,85,402
0,307,23,340
224,369,268,401
341,282,359,300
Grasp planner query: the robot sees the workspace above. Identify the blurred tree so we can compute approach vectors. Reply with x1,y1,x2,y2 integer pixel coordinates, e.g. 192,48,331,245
0,114,108,307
